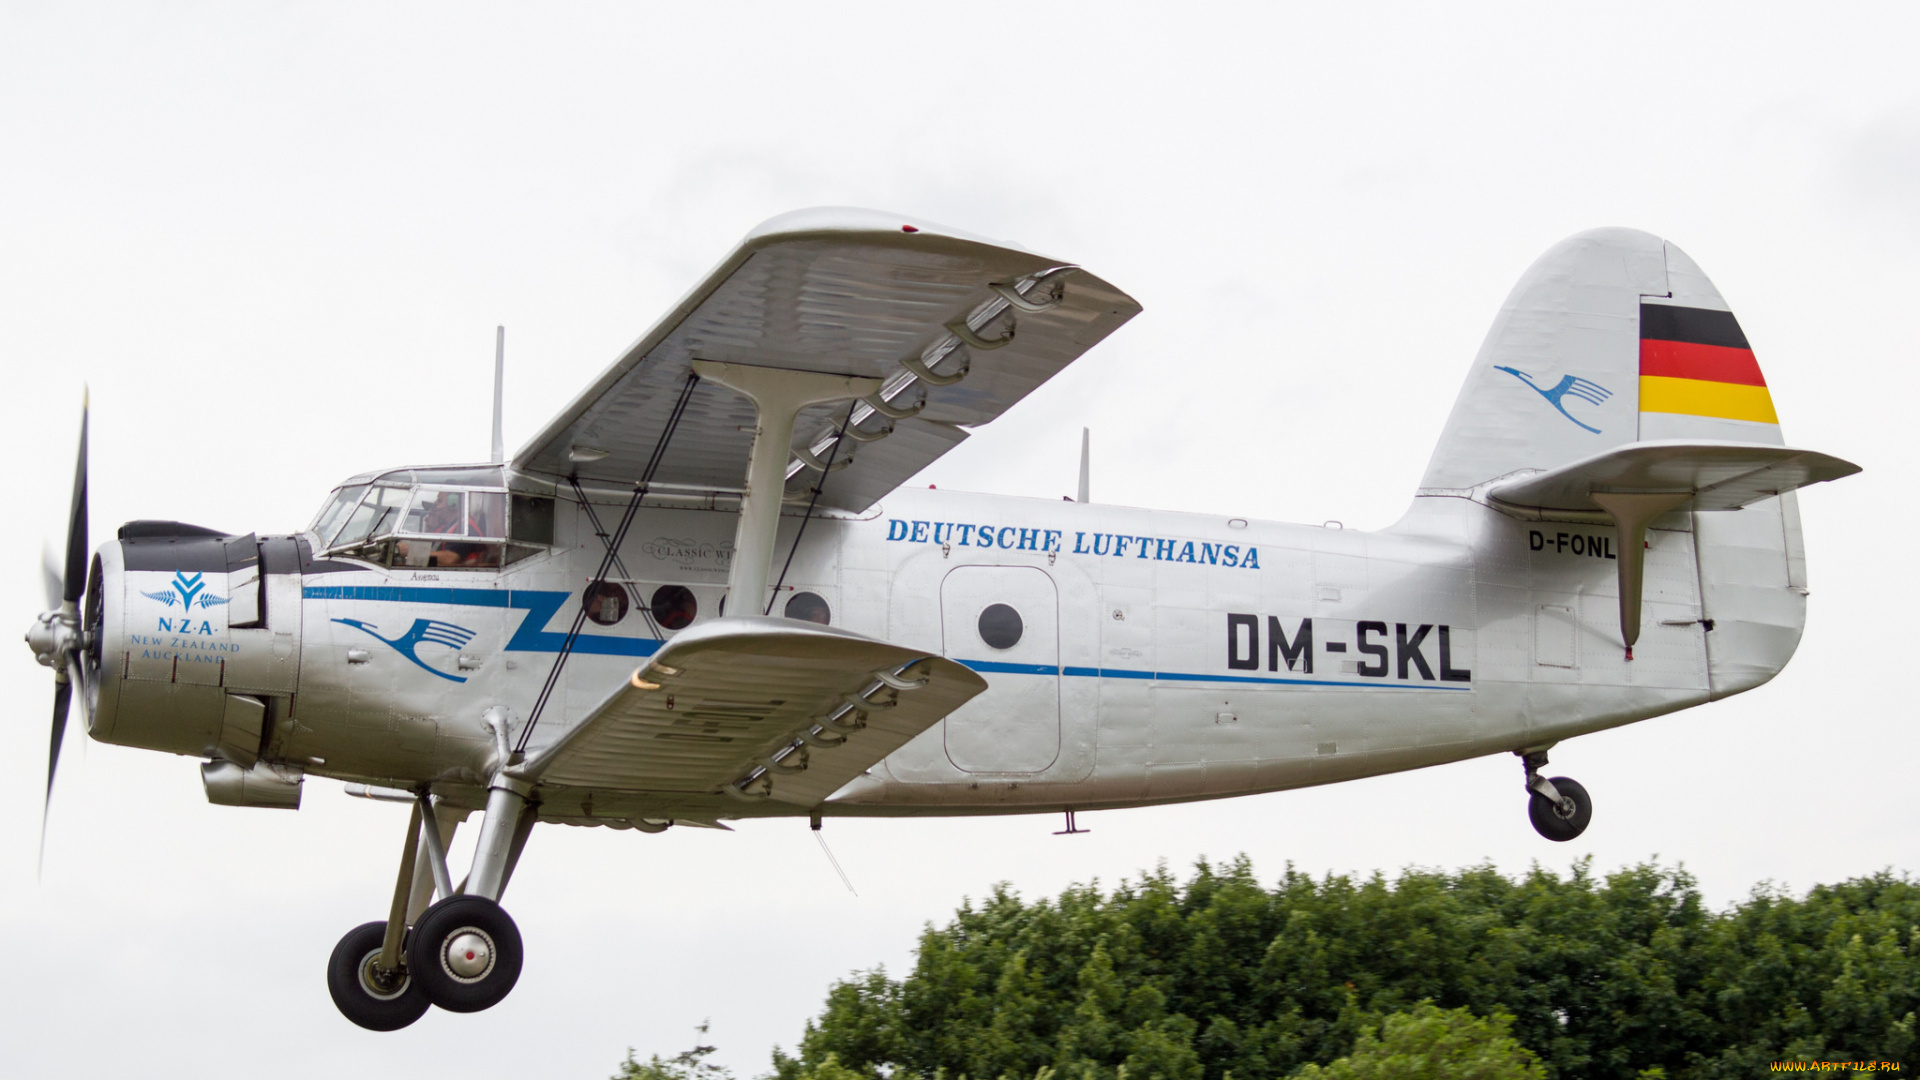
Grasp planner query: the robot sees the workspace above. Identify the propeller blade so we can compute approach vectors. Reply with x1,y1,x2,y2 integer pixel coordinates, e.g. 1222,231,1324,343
40,675,72,873
41,547,62,612
46,676,71,810
62,394,88,606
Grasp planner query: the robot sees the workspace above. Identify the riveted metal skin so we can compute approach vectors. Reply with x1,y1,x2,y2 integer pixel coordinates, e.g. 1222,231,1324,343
24,212,1858,1030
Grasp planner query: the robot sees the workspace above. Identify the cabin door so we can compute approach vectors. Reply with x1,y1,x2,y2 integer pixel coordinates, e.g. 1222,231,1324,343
940,565,1060,774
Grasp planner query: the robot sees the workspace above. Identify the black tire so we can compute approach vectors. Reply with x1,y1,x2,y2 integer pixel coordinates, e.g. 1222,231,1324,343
327,921,429,1031
406,895,524,1013
1528,775,1592,842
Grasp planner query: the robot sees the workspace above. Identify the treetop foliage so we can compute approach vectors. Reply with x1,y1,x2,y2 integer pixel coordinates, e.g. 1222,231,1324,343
763,858,1919,1080
1294,1002,1544,1080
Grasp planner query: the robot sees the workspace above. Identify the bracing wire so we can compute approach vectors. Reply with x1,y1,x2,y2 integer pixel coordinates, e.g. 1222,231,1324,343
516,373,700,756
766,403,856,615
814,827,858,896
569,474,662,639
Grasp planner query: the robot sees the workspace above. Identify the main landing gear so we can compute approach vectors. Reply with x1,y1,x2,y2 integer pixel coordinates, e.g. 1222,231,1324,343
328,779,536,1030
1520,750,1591,842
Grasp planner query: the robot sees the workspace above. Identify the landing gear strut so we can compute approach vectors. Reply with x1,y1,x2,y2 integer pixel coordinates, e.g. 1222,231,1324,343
1520,750,1591,842
327,779,536,1030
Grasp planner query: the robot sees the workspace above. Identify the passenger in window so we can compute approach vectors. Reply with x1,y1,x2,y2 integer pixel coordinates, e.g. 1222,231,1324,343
784,592,831,625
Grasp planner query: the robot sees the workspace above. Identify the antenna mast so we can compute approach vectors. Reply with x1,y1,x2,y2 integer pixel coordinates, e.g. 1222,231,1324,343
1077,427,1091,503
491,326,506,464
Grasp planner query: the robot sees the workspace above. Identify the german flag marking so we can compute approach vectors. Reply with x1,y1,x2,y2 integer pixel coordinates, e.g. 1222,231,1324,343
1639,339,1766,386
1639,376,1779,424
1640,304,1749,350
1639,303,1777,424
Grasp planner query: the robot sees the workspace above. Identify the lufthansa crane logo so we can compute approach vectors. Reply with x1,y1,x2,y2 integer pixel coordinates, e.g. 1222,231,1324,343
141,571,230,610
1495,366,1611,434
333,618,477,682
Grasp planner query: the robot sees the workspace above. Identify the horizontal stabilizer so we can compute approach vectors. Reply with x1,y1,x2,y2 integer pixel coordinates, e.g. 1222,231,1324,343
1487,440,1860,515
521,617,986,809
1488,440,1860,654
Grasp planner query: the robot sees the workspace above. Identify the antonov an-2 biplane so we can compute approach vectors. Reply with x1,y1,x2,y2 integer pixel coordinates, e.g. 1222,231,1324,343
26,209,1859,1029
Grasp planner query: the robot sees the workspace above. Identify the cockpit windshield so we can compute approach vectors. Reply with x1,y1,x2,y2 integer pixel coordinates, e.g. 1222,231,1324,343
332,486,411,548
309,484,369,546
308,472,550,570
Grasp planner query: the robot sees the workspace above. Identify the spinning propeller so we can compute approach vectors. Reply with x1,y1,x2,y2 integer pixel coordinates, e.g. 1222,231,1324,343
24,396,91,856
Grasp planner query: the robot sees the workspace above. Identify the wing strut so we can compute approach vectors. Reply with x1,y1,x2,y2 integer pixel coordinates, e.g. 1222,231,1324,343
514,373,701,756
688,361,880,612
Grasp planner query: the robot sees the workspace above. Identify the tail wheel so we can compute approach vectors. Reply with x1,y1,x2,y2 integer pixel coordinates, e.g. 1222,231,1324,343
406,895,524,1013
1528,775,1592,842
327,921,429,1031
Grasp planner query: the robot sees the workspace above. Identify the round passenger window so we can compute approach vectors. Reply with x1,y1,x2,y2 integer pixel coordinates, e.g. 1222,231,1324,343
978,603,1023,650
651,585,698,631
784,591,831,625
582,582,628,626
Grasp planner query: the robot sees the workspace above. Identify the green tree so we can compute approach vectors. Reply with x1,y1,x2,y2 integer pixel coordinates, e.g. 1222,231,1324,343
1292,1002,1545,1080
774,858,1920,1080
614,1022,731,1080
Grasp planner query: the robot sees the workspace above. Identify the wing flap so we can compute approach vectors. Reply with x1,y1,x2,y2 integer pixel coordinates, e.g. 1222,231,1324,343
521,616,986,807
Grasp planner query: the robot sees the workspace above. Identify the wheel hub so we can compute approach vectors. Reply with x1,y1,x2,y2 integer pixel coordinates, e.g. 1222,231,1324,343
357,950,410,1000
442,928,496,982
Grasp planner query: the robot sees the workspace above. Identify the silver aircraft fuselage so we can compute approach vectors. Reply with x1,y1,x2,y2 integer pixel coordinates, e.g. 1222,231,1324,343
83,469,1802,824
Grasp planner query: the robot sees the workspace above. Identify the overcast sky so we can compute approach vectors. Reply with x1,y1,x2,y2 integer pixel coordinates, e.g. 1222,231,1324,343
3,3,1916,1078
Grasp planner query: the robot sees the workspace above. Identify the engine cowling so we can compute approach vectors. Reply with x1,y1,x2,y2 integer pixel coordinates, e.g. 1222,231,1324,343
91,523,304,767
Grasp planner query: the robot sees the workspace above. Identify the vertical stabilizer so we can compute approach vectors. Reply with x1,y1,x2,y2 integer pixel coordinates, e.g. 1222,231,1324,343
1420,230,1794,493
1421,228,1666,492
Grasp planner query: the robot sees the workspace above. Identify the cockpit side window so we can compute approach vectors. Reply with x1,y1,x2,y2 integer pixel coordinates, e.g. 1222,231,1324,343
404,490,466,535
469,492,506,539
323,481,549,570
510,494,554,545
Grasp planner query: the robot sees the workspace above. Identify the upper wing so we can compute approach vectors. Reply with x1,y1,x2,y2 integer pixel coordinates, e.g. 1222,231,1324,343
520,616,986,808
512,208,1142,512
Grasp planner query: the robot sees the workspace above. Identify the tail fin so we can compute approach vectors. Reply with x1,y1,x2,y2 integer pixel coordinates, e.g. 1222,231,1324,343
1421,227,1795,491
1425,229,1858,689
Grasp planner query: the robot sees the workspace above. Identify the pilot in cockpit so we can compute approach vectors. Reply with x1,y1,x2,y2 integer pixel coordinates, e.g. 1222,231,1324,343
421,493,464,535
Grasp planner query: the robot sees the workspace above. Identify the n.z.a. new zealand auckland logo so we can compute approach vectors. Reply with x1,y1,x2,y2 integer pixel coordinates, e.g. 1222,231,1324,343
333,617,477,682
141,571,230,610
1496,366,1612,434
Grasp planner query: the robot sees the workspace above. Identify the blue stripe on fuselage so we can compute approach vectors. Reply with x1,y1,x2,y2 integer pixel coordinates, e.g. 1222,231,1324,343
301,586,1468,686
301,585,661,657
974,660,1470,691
